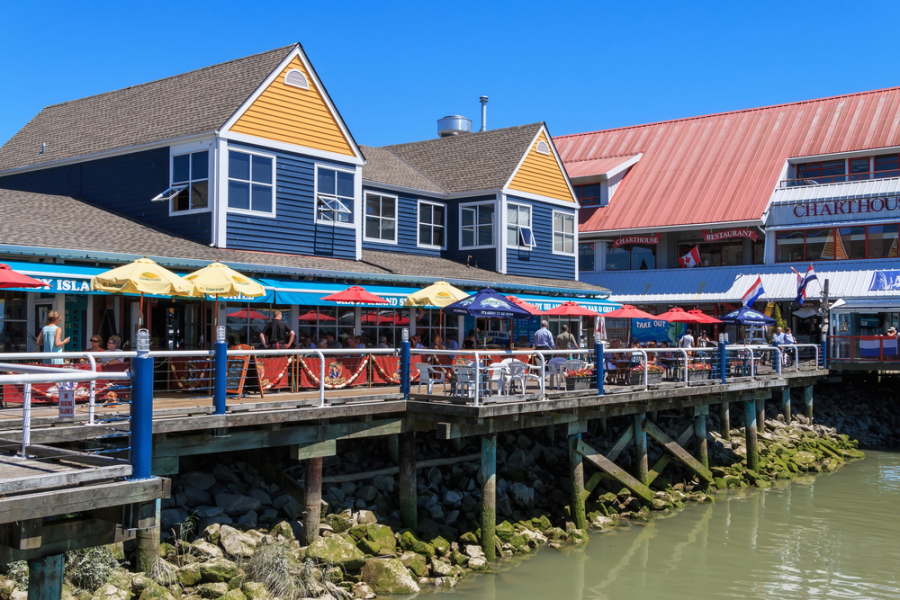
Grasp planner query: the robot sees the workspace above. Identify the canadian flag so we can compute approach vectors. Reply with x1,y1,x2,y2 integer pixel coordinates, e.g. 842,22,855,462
679,246,700,268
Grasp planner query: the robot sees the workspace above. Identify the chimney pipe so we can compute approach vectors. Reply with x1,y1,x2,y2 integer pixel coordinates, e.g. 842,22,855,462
479,96,489,132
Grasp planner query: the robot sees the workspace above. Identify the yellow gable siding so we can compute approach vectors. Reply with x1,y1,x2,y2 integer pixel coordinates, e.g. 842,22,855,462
230,56,355,157
508,131,575,203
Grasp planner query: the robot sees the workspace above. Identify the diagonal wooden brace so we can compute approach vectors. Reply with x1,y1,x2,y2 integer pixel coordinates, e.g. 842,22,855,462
575,439,654,504
642,420,714,484
647,423,695,485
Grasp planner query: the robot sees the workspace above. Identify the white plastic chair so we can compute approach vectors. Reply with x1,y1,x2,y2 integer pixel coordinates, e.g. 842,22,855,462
454,366,476,397
547,357,568,390
415,363,446,394
485,363,508,395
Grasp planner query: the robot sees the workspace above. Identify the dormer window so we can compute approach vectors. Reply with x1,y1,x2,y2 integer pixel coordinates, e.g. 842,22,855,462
316,166,355,225
228,149,275,216
284,69,309,90
507,203,536,250
171,150,209,213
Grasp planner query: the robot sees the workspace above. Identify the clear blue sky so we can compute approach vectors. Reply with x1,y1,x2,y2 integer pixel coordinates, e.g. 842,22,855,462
3,1,900,148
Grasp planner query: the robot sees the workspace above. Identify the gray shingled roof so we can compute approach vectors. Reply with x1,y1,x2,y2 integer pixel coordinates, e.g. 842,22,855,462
381,123,543,195
0,189,606,294
0,46,295,172
360,146,445,194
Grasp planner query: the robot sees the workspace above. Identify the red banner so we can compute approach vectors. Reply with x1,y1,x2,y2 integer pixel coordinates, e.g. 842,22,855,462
170,357,211,392
372,356,417,386
702,228,759,242
610,233,660,250
298,356,369,389
255,356,292,391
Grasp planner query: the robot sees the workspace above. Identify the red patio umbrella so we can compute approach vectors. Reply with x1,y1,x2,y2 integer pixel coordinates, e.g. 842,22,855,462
603,305,667,320
298,310,336,322
228,309,269,320
0,264,49,289
321,285,389,305
506,296,544,315
687,309,722,324
542,301,601,317
655,307,705,323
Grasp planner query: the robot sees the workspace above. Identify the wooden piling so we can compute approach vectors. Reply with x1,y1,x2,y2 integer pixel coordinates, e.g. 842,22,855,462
744,401,759,473
302,457,323,546
648,411,658,423
569,432,586,531
546,424,556,446
756,399,765,434
693,408,709,471
481,434,497,562
27,554,64,600
719,401,730,441
634,414,649,486
134,499,159,573
398,431,417,532
387,434,399,464
599,417,608,435
804,385,814,422
780,388,791,422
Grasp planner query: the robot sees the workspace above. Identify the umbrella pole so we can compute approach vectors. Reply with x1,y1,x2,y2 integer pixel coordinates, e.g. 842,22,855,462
139,293,144,328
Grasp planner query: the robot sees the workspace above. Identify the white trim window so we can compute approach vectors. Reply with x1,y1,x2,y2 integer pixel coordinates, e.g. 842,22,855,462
316,165,355,225
507,203,536,249
418,200,446,249
461,202,495,248
364,192,398,243
227,149,275,216
171,150,210,213
553,211,576,255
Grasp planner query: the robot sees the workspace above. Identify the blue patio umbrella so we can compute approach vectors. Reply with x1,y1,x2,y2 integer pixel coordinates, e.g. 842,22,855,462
719,306,776,326
444,288,534,349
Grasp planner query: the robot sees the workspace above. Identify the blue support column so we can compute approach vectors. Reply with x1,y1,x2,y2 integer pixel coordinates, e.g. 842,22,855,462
131,331,154,481
595,342,604,396
27,554,64,600
718,341,727,384
214,340,227,415
821,340,828,369
400,339,411,399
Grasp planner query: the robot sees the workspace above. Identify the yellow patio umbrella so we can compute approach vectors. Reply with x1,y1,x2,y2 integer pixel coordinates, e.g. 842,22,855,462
91,257,195,327
183,261,266,326
404,280,468,344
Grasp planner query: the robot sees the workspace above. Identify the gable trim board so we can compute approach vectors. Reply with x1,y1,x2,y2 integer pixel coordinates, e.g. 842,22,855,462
220,131,363,167
505,126,578,205
221,45,364,164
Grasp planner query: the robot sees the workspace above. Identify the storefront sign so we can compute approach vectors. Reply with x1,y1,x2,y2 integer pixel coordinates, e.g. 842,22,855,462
869,270,900,291
610,233,661,250
702,228,758,242
792,196,900,219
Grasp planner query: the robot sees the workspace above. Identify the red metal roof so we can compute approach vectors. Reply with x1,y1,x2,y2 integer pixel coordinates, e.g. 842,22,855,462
564,154,639,178
555,86,900,234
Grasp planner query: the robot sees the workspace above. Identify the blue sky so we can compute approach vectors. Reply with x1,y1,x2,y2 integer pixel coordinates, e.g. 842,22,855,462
3,1,900,148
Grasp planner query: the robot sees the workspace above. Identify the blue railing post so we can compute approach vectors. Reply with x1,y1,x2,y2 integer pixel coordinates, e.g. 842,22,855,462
595,339,604,396
131,329,153,480
214,331,227,415
400,330,411,400
718,341,727,384
821,339,827,369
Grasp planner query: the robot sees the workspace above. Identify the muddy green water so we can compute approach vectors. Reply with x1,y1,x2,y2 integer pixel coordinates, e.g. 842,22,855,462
451,450,900,600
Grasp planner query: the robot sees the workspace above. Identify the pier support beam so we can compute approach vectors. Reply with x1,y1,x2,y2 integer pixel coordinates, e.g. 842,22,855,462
387,435,399,464
134,499,159,573
569,432,586,531
634,414,649,486
546,424,555,446
756,399,765,434
398,431,417,532
744,401,759,473
803,385,814,422
481,434,497,562
302,457,323,546
27,554,64,600
719,402,730,441
599,417,608,435
780,388,791,422
693,407,708,471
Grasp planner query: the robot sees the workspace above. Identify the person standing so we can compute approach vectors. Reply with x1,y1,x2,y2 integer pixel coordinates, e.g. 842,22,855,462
679,330,695,348
259,310,295,349
533,321,555,351
35,310,70,365
771,327,786,344
556,324,578,350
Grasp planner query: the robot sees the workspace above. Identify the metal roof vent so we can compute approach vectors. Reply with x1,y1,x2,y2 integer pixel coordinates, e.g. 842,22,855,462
437,116,472,138
284,69,309,90
536,140,550,155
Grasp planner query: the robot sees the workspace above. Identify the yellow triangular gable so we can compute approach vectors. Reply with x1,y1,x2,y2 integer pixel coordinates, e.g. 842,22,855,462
230,56,356,157
507,131,576,203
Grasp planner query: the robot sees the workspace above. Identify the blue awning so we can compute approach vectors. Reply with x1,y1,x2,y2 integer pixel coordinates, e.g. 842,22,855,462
259,279,422,307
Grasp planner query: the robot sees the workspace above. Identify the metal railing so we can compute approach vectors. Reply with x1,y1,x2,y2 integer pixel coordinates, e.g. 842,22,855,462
828,335,899,363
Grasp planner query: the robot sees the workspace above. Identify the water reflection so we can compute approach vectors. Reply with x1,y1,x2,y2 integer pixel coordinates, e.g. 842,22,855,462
452,451,900,600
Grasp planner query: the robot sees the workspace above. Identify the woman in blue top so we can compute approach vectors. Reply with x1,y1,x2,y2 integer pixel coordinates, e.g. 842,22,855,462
35,310,70,365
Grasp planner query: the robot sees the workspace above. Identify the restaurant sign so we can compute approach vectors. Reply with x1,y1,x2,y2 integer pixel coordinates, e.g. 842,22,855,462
869,270,900,291
772,195,900,227
702,228,758,242
610,233,661,250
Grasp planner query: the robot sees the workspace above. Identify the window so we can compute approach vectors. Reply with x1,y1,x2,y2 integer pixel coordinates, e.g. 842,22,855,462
875,154,900,178
507,204,535,249
796,159,845,184
316,167,355,224
364,193,397,243
284,69,309,90
418,201,445,248
553,211,575,254
776,224,900,261
171,151,209,212
228,150,274,215
573,183,603,207
607,243,655,270
579,242,595,271
461,202,495,248
789,153,900,186
535,140,550,155
677,241,745,267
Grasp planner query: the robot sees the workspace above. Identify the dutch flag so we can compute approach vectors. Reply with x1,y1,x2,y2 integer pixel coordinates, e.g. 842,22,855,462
742,277,766,307
792,264,818,306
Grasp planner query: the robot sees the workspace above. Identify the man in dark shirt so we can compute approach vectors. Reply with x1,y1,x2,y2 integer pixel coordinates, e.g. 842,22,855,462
259,310,295,349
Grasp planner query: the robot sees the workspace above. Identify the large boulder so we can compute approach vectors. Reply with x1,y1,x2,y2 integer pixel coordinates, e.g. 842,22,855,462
91,585,133,600
306,534,367,571
218,526,258,558
138,583,175,600
181,487,212,507
399,531,434,557
399,552,427,577
360,558,420,595
191,539,224,559
215,494,262,515
365,524,396,554
198,558,240,583
197,583,228,599
175,563,202,587
240,584,269,600
181,471,217,491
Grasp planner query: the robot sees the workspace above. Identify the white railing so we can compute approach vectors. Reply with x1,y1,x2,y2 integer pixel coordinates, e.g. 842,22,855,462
779,343,821,371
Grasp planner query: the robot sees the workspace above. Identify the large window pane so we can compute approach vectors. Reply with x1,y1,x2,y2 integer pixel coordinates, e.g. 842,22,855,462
192,151,209,180
229,152,250,181
251,155,272,184
365,219,379,239
419,224,431,246
805,229,831,260
478,224,493,246
462,208,475,227
850,158,869,180
838,227,866,259
579,243,595,271
251,185,272,213
462,229,475,247
318,168,336,195
191,181,209,209
776,230,805,262
337,171,354,197
433,227,444,247
173,155,190,183
631,245,655,270
606,245,630,271
721,242,744,266
228,181,250,210
868,224,899,258
875,154,900,178
479,204,494,223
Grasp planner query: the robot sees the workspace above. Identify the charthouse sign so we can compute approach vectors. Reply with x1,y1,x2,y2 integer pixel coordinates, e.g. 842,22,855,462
772,195,900,226
702,228,759,242
610,233,661,250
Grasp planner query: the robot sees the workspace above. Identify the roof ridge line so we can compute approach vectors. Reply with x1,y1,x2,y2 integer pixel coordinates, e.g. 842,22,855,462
42,45,297,110
555,85,900,141
382,122,544,150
